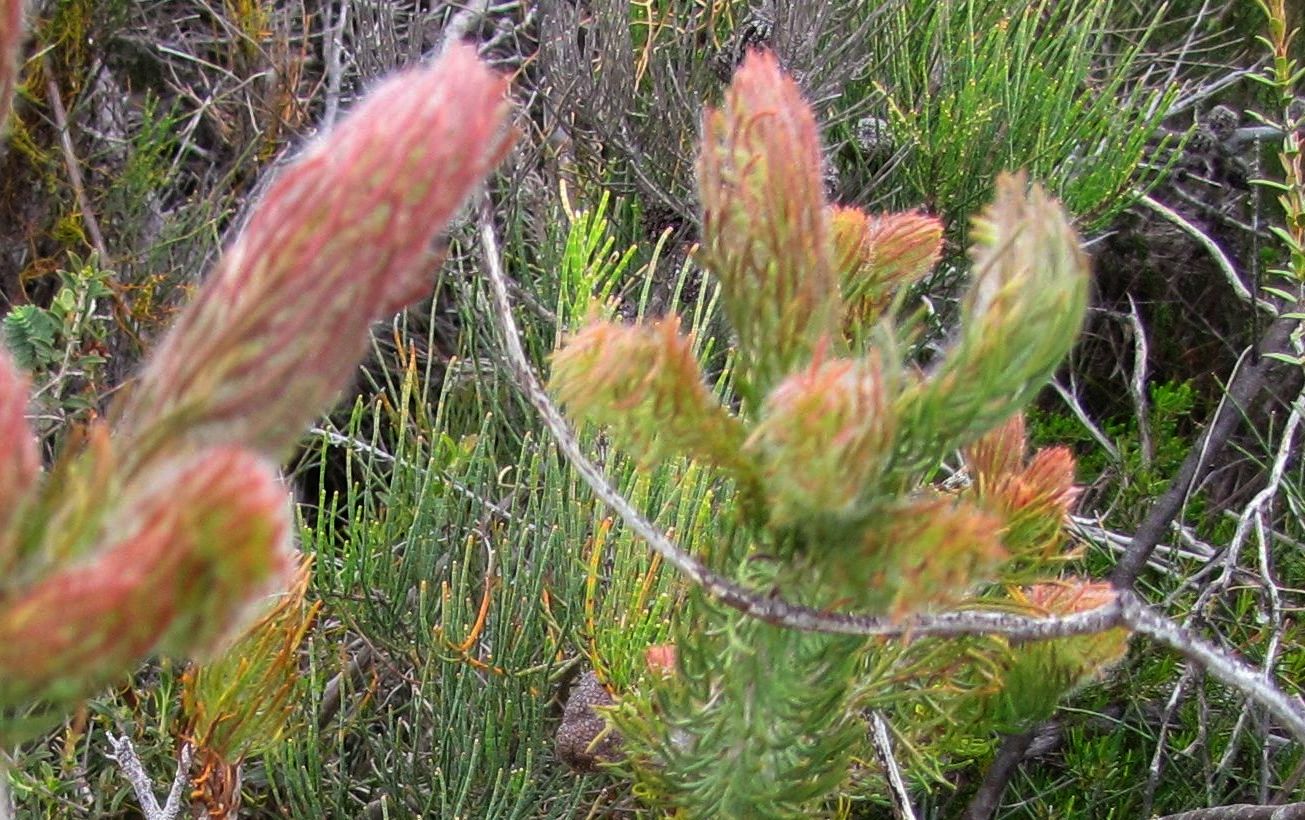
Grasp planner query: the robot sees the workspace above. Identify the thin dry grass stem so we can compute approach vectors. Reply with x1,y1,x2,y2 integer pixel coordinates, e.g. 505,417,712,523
1125,295,1154,466
1051,375,1122,464
310,423,537,535
42,61,108,263
1143,666,1199,816
534,1,892,224
438,0,493,55
1072,516,1210,578
1156,0,1221,100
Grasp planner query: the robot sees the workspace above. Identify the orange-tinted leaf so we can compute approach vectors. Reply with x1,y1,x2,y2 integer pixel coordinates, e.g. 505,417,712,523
183,557,317,764
965,413,1027,485
964,415,1078,561
992,578,1129,728
829,205,870,281
840,211,943,332
1020,579,1116,617
846,495,1007,618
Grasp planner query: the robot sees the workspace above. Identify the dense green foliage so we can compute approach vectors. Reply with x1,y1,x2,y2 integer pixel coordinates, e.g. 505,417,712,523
1,1,1304,818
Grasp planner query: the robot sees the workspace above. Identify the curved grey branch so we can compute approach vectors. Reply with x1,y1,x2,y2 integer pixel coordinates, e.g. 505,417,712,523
476,196,1305,745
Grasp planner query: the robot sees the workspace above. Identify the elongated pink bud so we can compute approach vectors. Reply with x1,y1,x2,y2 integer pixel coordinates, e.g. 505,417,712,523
0,446,293,708
964,414,1078,560
119,44,513,463
0,0,22,132
698,49,840,404
550,314,750,473
745,353,894,524
0,349,38,565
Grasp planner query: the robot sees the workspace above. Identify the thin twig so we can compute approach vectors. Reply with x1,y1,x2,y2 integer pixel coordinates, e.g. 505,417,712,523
1143,666,1197,817
321,0,350,130
1126,295,1154,466
1214,702,1254,794
1154,803,1305,820
869,712,917,820
1166,61,1267,118
1072,516,1212,576
1274,756,1305,804
1135,192,1274,314
1256,513,1285,804
317,640,375,729
1155,0,1214,117
962,730,1036,820
159,744,193,820
439,0,492,56
309,425,396,463
0,762,12,820
42,59,108,263
1051,375,1121,463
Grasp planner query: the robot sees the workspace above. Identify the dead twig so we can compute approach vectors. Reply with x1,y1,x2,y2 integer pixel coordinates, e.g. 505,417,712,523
1143,666,1198,816
1154,802,1305,820
1125,295,1154,466
1051,374,1122,463
106,735,191,820
317,640,375,730
869,712,917,820
1135,192,1274,314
